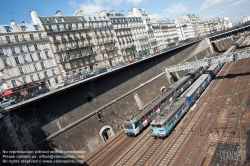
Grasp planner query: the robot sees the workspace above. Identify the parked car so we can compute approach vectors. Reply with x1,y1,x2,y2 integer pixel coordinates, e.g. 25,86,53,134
106,66,117,71
125,60,134,65
96,68,107,74
31,88,49,97
135,56,143,61
117,62,125,67
70,78,80,84
0,99,16,108
84,70,96,78
55,81,68,89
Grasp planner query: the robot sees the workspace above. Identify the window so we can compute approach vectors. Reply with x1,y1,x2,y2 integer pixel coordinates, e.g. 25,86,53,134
30,75,34,81
14,57,20,64
0,48,4,55
21,26,26,31
30,54,34,61
45,51,49,58
54,78,58,84
79,17,83,21
30,34,34,40
11,80,17,87
26,45,30,51
53,18,57,23
14,36,19,42
63,24,66,29
5,36,11,43
40,62,45,69
10,47,16,54
19,46,24,52
37,73,41,80
23,55,28,62
18,67,24,74
34,44,38,50
33,64,37,70
52,69,56,75
76,24,78,29
52,35,57,41
22,77,27,83
4,26,11,32
57,25,60,31
37,53,42,59
2,59,9,67
34,25,39,30
47,80,51,86
60,17,64,22
44,71,48,77
38,33,42,39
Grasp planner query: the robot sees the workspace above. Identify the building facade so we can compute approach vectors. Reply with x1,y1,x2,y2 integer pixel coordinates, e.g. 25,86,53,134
181,14,206,38
106,10,136,61
127,16,150,56
31,10,123,79
0,20,61,91
175,18,196,41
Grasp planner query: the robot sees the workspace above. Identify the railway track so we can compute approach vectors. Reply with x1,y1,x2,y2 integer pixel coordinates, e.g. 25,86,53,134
172,62,238,166
172,57,250,166
208,58,250,165
146,63,233,166
83,130,126,165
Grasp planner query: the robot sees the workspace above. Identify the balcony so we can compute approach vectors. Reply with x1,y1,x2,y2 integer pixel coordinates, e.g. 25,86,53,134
46,26,90,33
103,40,116,44
91,25,113,29
0,37,49,46
106,47,118,52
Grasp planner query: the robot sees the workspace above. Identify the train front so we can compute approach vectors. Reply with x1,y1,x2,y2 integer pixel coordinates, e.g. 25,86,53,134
123,116,139,136
150,120,168,138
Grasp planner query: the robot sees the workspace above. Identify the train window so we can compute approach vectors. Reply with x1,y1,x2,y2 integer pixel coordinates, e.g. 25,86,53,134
124,124,133,129
156,125,162,128
148,109,153,116
161,100,165,105
135,120,141,128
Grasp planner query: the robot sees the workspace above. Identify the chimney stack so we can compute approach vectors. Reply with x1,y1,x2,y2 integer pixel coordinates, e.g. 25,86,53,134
55,10,62,16
10,20,15,25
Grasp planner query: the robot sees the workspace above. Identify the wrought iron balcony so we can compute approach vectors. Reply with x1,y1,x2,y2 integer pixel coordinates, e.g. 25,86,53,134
0,37,49,46
46,26,91,33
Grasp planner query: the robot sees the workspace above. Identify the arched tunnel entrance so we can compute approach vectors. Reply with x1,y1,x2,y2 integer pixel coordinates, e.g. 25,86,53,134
99,125,115,142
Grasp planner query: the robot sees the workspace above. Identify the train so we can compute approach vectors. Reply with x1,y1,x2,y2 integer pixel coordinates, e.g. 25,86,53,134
150,63,224,138
123,66,207,136
223,36,245,55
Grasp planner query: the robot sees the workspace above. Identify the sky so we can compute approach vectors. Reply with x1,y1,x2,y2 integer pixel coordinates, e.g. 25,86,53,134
0,0,249,25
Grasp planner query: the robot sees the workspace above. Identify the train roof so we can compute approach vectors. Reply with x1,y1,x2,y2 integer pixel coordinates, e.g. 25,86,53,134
151,98,186,125
180,73,210,98
235,36,245,44
169,67,202,89
124,88,175,124
169,75,190,89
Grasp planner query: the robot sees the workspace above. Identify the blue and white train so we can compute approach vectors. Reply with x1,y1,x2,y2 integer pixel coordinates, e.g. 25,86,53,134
123,66,206,136
150,63,224,138
223,36,245,55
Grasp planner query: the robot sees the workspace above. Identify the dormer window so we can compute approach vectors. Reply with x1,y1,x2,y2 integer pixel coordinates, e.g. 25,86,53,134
94,17,97,21
60,17,64,22
45,18,50,23
79,17,83,21
20,26,26,31
89,17,92,21
4,26,11,32
34,25,39,30
53,18,58,23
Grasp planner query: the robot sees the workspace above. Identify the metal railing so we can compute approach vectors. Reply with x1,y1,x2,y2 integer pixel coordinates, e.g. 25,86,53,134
0,37,49,45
